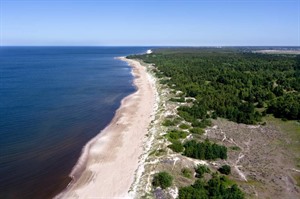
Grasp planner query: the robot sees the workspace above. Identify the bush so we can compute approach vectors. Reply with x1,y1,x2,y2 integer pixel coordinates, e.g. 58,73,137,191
218,165,231,175
152,171,173,189
181,168,193,178
190,127,204,135
192,119,212,128
229,146,241,151
212,111,218,119
162,119,176,126
168,140,184,152
178,110,195,122
170,97,185,103
195,164,210,178
179,123,190,129
166,130,188,142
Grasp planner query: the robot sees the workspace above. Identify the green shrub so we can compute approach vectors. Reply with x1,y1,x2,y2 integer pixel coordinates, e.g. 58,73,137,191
152,171,173,189
195,164,210,178
166,130,188,142
218,165,231,175
192,119,212,128
162,119,176,126
162,118,181,127
212,111,218,119
178,110,195,122
181,168,193,178
229,146,241,151
159,79,169,84
190,127,204,135
179,123,190,129
168,140,184,152
170,97,185,103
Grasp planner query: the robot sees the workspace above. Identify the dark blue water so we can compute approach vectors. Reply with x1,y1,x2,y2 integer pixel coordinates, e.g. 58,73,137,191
0,47,149,199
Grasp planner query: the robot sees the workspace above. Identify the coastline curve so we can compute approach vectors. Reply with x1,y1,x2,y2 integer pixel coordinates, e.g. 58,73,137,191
55,56,157,199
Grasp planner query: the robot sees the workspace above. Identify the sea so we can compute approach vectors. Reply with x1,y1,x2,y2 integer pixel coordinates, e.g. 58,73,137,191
0,47,150,199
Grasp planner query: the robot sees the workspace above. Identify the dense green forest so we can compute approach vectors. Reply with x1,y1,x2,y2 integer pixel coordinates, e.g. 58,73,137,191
128,48,300,124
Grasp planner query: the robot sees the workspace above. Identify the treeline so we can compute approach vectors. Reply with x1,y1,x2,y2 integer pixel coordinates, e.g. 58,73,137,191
128,49,300,123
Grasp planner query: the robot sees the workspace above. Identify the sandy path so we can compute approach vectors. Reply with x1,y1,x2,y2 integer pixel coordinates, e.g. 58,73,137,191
56,57,157,199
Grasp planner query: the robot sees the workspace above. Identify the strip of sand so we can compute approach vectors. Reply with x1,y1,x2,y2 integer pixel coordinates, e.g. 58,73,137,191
56,57,157,199
254,50,300,54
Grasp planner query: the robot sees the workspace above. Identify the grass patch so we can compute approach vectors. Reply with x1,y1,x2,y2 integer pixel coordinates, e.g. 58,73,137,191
264,115,300,165
220,175,236,187
149,149,166,156
179,123,190,129
162,117,181,127
192,119,212,128
165,130,188,142
293,174,300,187
230,146,241,151
162,119,176,126
190,127,205,135
181,168,193,178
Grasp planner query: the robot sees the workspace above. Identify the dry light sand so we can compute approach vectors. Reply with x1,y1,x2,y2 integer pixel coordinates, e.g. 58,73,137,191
56,57,157,199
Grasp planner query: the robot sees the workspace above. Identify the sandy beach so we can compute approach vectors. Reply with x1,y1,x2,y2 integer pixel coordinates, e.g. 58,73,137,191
56,57,157,199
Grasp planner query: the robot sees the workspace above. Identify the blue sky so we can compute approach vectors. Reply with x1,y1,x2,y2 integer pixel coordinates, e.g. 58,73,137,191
0,0,299,46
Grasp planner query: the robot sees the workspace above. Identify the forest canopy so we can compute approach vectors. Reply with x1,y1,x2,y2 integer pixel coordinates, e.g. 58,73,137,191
128,48,300,124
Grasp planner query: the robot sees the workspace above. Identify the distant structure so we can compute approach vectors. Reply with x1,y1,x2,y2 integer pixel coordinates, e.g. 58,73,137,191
146,49,152,54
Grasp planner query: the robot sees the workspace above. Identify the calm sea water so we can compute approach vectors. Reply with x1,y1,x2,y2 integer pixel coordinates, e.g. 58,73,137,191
0,47,149,199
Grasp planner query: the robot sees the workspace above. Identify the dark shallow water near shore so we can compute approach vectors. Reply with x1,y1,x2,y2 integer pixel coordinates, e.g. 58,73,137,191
0,47,149,199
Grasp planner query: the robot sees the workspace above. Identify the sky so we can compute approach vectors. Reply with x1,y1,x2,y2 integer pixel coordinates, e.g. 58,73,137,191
0,0,299,46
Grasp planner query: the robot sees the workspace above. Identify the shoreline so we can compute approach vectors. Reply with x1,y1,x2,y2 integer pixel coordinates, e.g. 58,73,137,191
56,56,157,198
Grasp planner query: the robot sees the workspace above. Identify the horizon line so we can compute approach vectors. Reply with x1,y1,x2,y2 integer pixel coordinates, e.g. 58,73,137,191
1,45,300,47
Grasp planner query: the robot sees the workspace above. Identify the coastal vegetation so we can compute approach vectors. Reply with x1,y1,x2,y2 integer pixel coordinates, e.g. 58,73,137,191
178,175,244,199
128,48,300,123
195,165,210,178
167,138,227,159
181,168,193,178
152,171,173,189
165,129,188,142
168,140,184,152
128,48,299,198
179,164,242,199
183,139,227,160
218,165,231,175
